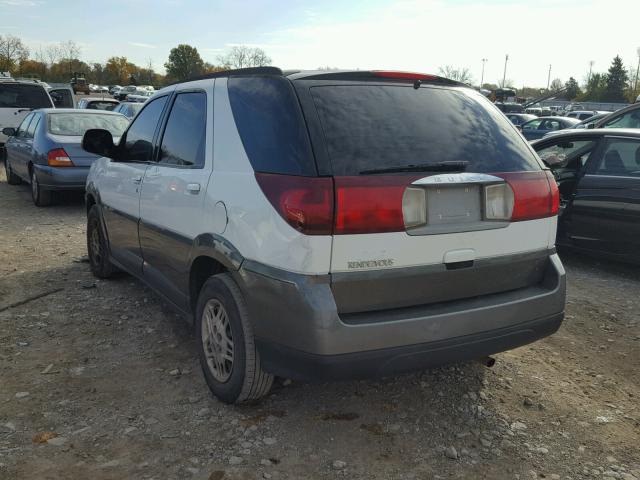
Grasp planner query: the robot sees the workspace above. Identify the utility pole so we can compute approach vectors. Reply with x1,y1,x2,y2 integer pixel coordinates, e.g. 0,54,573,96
634,48,640,97
547,64,552,91
480,58,487,88
502,54,509,88
588,60,594,84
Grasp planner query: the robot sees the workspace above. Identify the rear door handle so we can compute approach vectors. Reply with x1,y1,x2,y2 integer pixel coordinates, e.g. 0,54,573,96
186,183,201,194
132,175,142,184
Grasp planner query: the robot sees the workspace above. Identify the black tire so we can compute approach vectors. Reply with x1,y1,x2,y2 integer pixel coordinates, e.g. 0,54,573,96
30,169,52,206
4,157,22,185
196,273,273,404
87,205,115,278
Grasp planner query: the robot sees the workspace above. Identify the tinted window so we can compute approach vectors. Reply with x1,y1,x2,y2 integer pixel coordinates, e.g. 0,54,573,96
310,85,540,175
15,113,34,138
87,101,118,110
159,92,206,167
228,76,315,175
0,84,52,108
122,96,168,161
49,89,74,108
592,138,640,177
602,109,640,129
26,114,41,138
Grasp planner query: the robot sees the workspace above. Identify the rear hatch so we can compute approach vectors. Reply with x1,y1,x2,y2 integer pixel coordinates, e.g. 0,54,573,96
0,82,53,142
294,72,559,315
228,72,559,317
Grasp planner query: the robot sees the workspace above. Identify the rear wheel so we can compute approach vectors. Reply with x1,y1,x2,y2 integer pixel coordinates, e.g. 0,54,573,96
30,169,52,206
4,157,22,185
196,273,273,404
87,205,115,278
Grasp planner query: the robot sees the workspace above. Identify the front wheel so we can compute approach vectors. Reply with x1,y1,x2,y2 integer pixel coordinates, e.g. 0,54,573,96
196,273,273,404
31,169,52,206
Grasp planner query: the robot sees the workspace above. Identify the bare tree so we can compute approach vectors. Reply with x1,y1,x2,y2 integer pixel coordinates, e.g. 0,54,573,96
438,65,474,84
218,46,271,69
0,35,29,73
550,78,563,92
45,44,61,67
59,40,82,76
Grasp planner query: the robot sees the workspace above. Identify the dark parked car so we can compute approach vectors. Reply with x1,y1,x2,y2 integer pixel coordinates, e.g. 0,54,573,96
111,101,143,119
520,116,580,140
532,129,640,263
2,109,128,206
505,113,537,126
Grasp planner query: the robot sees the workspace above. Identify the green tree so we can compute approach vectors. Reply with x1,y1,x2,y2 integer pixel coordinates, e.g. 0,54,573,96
603,55,628,103
165,44,204,81
578,73,607,101
563,77,582,100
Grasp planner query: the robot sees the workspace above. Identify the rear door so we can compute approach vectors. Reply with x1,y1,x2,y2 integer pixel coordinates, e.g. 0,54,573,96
299,80,557,314
5,112,34,179
99,95,169,274
568,136,640,258
138,88,210,309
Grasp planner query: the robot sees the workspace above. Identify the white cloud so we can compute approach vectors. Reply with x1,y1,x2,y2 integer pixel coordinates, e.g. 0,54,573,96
128,42,157,49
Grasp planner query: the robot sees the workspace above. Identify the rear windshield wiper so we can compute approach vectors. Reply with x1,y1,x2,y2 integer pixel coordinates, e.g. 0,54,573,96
359,161,469,175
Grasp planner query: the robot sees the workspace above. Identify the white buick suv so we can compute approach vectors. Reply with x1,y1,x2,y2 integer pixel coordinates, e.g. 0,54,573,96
82,67,566,404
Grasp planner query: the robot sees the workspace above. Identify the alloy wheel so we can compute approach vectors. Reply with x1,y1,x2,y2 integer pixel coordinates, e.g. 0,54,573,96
201,299,234,382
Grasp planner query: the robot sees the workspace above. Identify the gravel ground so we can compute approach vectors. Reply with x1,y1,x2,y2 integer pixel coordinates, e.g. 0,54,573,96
0,167,639,480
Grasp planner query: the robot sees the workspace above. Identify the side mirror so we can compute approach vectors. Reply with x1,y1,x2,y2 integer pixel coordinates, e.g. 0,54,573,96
82,129,116,158
2,127,16,137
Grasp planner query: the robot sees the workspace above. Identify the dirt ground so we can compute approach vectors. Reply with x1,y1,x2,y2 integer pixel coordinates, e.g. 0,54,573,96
0,167,638,480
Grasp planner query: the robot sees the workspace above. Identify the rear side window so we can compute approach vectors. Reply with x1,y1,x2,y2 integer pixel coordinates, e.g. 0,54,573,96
158,92,207,167
122,96,168,161
0,84,52,108
228,76,315,175
309,85,541,175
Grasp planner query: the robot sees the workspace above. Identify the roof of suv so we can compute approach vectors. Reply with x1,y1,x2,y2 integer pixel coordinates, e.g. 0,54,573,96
168,66,466,88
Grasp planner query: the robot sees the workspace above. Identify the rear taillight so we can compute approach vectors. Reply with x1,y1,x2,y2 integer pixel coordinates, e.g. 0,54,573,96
255,173,334,235
334,176,419,234
47,148,74,167
495,171,559,222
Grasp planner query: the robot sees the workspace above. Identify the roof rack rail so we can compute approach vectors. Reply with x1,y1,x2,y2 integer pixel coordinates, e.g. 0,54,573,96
290,70,466,87
170,66,283,86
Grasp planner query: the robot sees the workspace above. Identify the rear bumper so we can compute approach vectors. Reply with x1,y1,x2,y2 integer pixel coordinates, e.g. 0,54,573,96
239,251,566,380
256,312,562,380
33,164,89,190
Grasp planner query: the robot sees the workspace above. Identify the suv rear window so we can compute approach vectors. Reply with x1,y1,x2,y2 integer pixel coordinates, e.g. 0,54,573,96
228,76,316,176
309,85,541,175
0,83,52,109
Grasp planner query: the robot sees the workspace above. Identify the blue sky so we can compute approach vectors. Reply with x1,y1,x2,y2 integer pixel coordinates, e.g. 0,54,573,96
1,0,639,86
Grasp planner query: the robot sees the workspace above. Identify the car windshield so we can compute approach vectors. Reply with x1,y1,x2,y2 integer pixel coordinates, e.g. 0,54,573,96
48,113,128,136
309,84,541,174
0,83,52,108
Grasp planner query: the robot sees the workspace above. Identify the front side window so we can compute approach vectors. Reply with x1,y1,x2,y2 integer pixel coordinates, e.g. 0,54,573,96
541,119,561,131
122,96,168,162
49,89,74,108
537,139,597,168
14,113,34,138
158,92,207,167
592,138,640,177
602,109,640,129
